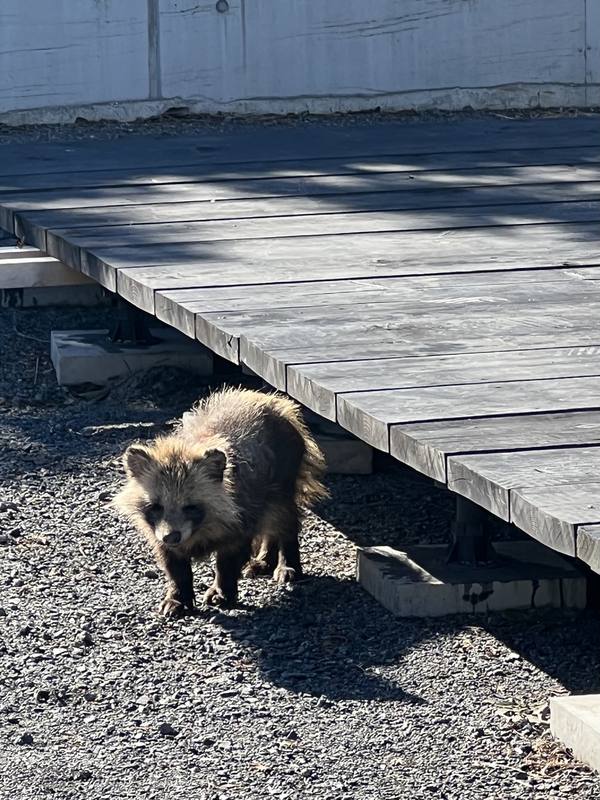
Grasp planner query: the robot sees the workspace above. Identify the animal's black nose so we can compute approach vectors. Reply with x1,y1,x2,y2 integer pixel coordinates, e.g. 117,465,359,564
163,530,182,545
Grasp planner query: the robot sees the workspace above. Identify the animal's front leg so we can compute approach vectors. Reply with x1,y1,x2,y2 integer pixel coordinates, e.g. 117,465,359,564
156,547,195,617
204,541,252,607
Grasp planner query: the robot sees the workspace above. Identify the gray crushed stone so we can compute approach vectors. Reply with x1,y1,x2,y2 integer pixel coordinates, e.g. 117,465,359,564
0,107,599,146
1,305,600,800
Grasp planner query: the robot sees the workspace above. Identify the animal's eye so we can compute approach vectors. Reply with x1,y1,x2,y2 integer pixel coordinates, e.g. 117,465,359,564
183,504,205,521
144,502,164,523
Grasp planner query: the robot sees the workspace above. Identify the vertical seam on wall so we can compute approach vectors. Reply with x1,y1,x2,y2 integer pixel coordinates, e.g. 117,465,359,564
240,0,247,70
148,0,162,100
584,0,588,105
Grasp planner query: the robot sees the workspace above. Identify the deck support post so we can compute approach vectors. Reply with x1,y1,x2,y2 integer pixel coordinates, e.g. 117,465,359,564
447,495,498,566
109,299,159,346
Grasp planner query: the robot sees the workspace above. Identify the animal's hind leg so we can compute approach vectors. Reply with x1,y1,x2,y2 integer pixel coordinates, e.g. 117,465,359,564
272,500,302,585
243,533,278,578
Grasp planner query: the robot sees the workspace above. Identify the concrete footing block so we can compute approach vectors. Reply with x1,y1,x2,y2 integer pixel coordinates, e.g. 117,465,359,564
357,541,587,617
303,409,373,475
2,284,108,308
51,328,213,387
317,434,373,475
550,695,600,773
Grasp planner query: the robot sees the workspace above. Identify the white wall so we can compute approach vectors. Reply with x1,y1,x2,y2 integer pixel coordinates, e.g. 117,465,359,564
0,0,598,123
0,0,149,114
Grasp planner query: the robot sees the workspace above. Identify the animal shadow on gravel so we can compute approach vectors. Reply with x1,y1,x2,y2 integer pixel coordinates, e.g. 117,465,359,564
217,575,426,704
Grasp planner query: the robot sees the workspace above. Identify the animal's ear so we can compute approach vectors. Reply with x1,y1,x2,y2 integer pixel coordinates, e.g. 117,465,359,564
123,445,155,479
198,448,227,482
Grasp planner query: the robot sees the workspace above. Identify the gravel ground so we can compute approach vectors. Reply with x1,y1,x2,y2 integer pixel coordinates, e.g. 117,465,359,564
0,106,599,146
2,305,600,800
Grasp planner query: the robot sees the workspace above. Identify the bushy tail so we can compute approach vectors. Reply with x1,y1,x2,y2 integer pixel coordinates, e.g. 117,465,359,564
272,395,329,508
297,428,329,508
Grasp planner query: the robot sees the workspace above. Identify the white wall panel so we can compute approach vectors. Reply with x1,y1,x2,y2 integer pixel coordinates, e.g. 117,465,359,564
0,0,149,112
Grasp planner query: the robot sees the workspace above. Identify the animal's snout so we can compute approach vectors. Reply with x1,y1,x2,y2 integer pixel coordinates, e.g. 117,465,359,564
162,530,182,546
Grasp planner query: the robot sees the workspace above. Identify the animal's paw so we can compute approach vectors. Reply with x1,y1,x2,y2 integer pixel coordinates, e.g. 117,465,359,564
273,565,299,585
243,558,272,578
157,595,192,618
203,585,236,608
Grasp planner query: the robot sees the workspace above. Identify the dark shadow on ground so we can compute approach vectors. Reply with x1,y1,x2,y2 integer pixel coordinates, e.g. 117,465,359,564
214,574,428,704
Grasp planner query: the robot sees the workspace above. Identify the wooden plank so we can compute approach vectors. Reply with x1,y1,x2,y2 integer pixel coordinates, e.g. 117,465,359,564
4,146,600,199
42,200,600,267
249,335,600,394
510,483,600,557
214,286,600,366
447,447,600,521
1,116,598,180
4,163,600,226
336,376,600,452
155,269,582,339
244,331,600,394
390,411,600,483
240,307,600,391
86,222,600,296
577,525,600,574
16,181,600,250
287,345,600,420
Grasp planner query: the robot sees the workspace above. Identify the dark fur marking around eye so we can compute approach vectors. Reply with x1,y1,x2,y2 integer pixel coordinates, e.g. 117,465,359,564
144,502,164,525
183,504,205,524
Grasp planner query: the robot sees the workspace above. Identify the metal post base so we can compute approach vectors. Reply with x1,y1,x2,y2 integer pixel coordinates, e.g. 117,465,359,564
447,495,499,566
109,301,160,346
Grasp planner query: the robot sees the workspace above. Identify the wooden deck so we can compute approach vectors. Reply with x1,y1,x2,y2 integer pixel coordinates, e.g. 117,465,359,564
3,116,600,569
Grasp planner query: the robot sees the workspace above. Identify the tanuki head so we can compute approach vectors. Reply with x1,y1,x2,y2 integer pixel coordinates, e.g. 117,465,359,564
114,437,238,550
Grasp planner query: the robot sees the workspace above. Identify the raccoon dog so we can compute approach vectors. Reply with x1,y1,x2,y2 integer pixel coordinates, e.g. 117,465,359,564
114,388,327,617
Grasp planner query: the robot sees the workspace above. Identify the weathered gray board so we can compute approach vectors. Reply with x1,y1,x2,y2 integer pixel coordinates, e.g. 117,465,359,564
2,117,599,178
336,377,600,453
15,181,600,250
243,329,600,395
3,162,600,225
90,221,600,302
389,411,600,484
577,525,600,574
287,346,600,421
3,118,600,573
511,483,600,558
155,270,586,339
447,447,600,522
218,294,600,371
4,146,600,209
38,200,600,271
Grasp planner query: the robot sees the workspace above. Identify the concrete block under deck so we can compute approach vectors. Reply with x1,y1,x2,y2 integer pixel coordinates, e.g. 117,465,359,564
357,541,586,618
551,695,600,774
51,328,213,387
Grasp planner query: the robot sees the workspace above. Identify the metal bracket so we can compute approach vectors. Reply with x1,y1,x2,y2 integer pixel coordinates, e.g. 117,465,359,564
109,300,160,346
447,495,499,566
